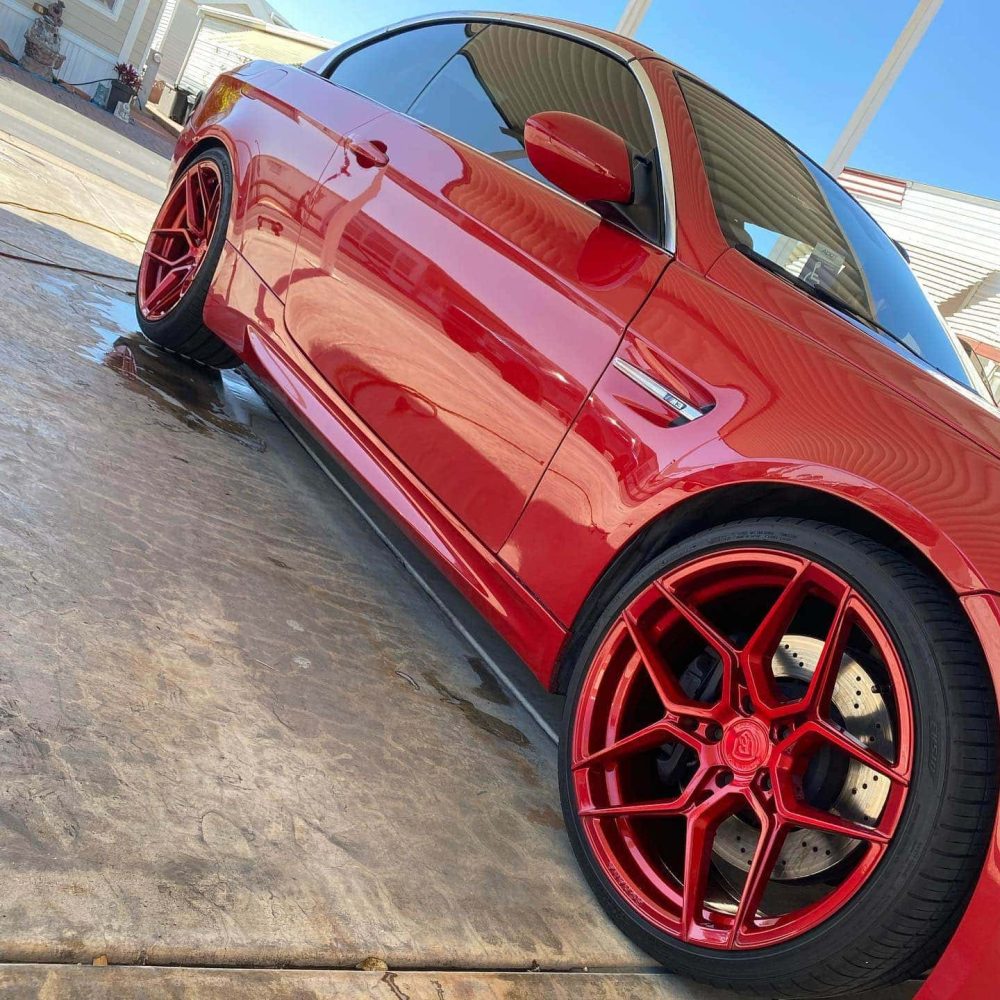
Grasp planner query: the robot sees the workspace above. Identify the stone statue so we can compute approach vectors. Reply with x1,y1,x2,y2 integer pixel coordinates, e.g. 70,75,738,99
22,1,66,79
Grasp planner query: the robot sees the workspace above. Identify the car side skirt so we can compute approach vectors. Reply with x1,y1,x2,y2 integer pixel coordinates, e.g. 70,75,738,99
204,242,567,684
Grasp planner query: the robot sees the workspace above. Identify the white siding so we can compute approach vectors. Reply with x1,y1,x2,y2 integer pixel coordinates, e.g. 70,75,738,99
156,0,198,83
176,12,327,93
156,0,258,84
128,0,169,66
176,14,244,91
0,0,118,96
149,0,175,51
842,167,1000,357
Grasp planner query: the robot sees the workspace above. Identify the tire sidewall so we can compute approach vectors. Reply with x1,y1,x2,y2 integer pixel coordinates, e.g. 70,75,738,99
559,518,958,987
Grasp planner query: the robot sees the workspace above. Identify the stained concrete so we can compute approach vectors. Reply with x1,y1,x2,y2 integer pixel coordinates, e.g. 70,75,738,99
0,965,737,999
0,131,923,999
0,138,653,973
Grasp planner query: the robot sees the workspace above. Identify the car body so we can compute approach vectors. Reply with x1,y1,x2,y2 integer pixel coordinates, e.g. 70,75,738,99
142,12,1000,996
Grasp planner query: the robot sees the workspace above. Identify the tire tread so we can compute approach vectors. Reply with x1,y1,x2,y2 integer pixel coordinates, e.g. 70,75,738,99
561,516,997,997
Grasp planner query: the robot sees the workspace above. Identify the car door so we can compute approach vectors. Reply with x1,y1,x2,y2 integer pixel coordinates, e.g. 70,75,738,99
235,23,475,297
285,22,671,551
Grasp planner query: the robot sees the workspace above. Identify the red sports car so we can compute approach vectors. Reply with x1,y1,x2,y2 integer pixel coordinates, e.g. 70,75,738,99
137,13,1000,997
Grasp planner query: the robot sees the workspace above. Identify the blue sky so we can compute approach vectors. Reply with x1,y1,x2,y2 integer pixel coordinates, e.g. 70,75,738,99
278,1,1000,201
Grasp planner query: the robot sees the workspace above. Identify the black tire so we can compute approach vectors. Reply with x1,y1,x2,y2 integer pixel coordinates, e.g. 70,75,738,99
560,517,997,997
136,148,239,369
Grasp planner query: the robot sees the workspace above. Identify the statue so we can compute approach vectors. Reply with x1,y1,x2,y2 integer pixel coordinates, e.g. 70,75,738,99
22,1,66,79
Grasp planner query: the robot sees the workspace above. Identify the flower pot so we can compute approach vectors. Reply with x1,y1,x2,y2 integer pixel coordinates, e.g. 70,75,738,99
105,78,133,112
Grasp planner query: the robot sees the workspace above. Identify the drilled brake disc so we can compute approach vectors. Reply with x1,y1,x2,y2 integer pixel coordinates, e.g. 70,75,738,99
712,635,894,880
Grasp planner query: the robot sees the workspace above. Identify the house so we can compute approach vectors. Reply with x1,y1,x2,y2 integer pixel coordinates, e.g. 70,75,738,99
840,167,1000,398
168,5,331,97
149,0,290,87
0,0,164,96
0,0,310,103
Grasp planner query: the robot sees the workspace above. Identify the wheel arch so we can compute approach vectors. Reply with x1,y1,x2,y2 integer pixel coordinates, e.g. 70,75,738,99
551,480,979,694
170,134,241,247
175,135,230,177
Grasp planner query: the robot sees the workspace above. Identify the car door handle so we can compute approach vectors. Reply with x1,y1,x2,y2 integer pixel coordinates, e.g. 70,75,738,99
346,138,389,169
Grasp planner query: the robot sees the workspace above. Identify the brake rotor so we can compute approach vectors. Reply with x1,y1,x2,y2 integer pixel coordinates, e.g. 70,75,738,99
712,635,894,880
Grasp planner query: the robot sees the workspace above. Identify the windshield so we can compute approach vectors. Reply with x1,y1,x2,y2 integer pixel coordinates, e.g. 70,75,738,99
678,75,980,393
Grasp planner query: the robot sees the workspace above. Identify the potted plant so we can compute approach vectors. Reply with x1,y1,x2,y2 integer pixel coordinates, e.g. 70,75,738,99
106,62,140,112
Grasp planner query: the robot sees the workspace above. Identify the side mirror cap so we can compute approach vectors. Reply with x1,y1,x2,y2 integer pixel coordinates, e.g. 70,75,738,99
524,111,633,206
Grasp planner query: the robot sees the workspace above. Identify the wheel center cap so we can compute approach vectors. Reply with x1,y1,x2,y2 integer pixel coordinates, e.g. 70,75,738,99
721,717,771,772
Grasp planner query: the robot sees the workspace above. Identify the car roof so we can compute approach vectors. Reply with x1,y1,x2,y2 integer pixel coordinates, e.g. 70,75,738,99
500,12,662,61
327,11,667,65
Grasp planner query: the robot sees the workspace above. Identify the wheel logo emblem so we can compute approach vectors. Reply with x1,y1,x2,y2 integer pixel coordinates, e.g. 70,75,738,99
722,718,770,772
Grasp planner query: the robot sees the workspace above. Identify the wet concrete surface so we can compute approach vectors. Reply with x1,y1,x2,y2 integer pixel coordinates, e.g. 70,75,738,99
0,194,658,974
0,135,922,998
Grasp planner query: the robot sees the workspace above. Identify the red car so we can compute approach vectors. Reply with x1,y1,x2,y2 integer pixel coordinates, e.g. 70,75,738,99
137,13,1000,997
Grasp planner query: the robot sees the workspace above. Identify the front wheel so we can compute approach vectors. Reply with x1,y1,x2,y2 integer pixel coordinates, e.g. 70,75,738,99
560,517,996,996
136,148,239,369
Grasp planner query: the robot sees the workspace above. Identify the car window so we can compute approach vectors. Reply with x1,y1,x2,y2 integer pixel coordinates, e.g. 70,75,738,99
678,74,980,392
330,23,481,113
408,24,661,243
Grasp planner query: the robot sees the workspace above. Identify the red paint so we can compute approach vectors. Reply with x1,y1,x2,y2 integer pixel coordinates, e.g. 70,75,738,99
524,112,633,205
157,14,1000,990
283,101,667,550
202,241,568,677
139,158,222,320
573,549,911,948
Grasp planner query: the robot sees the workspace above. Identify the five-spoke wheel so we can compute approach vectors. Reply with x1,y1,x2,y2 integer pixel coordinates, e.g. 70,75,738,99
571,547,911,949
561,519,994,996
136,149,238,368
138,158,223,321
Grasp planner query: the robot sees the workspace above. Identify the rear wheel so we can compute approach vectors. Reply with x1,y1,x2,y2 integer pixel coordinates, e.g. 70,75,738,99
560,517,996,996
136,148,239,369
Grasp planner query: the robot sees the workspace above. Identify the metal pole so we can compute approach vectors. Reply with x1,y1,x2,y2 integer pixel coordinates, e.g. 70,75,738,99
616,0,653,38
825,0,942,176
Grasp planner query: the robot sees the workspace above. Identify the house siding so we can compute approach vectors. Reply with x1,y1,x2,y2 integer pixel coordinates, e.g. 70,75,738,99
62,0,140,58
177,12,325,91
157,0,251,84
156,0,196,83
841,168,1000,358
0,0,125,94
128,0,167,65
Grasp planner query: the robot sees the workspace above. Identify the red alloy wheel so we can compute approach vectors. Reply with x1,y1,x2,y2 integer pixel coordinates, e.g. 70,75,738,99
138,159,223,321
571,549,914,951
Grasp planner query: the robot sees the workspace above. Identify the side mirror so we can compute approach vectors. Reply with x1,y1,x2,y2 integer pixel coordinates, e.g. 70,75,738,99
524,111,633,206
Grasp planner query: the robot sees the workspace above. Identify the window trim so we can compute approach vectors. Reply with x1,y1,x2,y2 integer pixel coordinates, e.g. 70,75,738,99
76,0,124,20
310,13,677,255
674,70,993,403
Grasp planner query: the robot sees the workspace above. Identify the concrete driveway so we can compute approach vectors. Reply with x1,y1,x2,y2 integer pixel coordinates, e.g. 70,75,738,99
0,60,170,202
0,111,917,998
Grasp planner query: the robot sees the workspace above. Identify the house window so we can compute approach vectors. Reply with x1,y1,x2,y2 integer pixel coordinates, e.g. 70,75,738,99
77,0,123,19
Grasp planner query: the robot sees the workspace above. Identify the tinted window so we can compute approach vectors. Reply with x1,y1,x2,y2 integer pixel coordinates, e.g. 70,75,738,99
330,23,479,112
408,25,660,242
679,75,979,391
